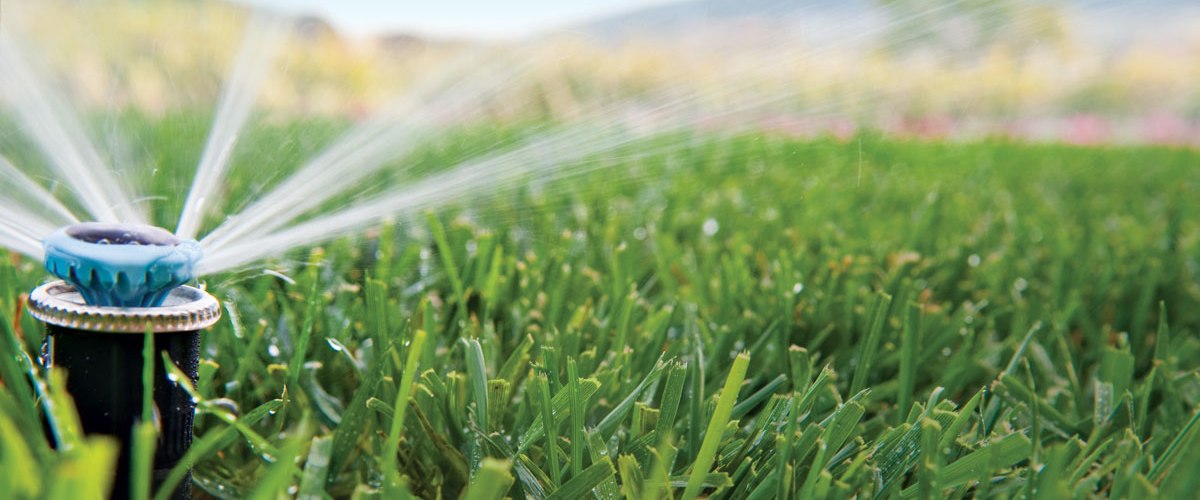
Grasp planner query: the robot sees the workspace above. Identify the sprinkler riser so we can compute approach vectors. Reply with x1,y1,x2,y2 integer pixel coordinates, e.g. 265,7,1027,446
44,326,199,500
28,281,220,500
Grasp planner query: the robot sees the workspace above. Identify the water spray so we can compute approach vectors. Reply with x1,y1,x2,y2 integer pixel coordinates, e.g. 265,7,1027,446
26,222,218,499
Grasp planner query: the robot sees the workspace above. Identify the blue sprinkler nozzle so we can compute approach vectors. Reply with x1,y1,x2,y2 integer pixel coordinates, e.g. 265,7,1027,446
42,223,202,308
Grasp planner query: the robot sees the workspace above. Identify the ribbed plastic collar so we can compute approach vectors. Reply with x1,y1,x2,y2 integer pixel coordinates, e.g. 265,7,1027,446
27,280,220,334
42,223,202,307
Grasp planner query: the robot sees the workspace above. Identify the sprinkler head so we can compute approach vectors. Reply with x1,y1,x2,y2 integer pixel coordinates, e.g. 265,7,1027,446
33,223,211,498
42,222,202,307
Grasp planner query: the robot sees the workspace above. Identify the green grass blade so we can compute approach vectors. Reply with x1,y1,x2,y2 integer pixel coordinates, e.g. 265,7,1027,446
775,393,802,499
916,418,944,499
587,432,621,500
131,329,156,500
0,313,39,421
298,435,333,499
567,358,586,478
897,302,921,423
1152,301,1170,366
643,433,677,500
382,329,428,493
798,438,828,499
596,355,667,438
1148,405,1200,481
42,368,84,451
655,361,687,440
1158,410,1200,498
996,373,1080,435
428,212,466,304
546,457,616,500
617,454,644,500
850,292,892,395
328,278,390,478
0,407,41,497
938,387,983,449
533,374,563,487
465,337,490,436
462,458,516,500
682,352,749,500
731,374,787,419
519,378,601,452
130,421,156,500
930,432,1032,492
247,431,309,500
819,400,866,464
154,398,285,500
288,280,321,399
514,454,551,500
44,435,120,499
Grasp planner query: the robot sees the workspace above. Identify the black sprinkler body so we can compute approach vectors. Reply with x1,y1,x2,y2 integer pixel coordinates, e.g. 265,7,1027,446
28,223,217,499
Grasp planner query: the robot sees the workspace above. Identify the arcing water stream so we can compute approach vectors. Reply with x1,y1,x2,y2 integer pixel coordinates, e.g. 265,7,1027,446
175,12,290,241
0,28,145,226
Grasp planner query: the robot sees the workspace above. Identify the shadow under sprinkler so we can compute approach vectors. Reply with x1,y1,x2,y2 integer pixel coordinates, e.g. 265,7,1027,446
26,222,219,500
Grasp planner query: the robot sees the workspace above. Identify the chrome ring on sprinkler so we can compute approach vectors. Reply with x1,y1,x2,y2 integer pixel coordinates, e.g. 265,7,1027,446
27,222,218,500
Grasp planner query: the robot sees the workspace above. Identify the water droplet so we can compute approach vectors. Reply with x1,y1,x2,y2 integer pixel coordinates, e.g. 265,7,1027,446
211,398,240,416
268,344,281,357
702,218,719,236
792,283,805,294
1013,278,1028,291
967,254,981,267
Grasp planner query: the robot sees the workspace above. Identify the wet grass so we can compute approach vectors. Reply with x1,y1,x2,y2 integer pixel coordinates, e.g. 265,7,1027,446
2,126,1200,498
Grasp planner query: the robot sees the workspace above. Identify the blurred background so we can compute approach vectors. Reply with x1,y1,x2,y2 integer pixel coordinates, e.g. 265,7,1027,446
3,0,1198,145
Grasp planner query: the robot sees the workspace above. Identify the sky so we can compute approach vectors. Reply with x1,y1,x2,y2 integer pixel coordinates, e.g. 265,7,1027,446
234,0,680,39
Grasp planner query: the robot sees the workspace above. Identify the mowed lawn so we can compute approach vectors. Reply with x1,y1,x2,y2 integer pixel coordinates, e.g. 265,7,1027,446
1,123,1198,498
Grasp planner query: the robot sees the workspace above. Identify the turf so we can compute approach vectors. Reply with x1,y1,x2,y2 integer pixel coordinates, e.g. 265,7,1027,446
2,123,1199,499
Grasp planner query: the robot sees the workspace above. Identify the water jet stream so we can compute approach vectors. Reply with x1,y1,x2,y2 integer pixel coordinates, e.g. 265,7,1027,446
0,30,145,225
198,120,670,274
0,154,79,227
176,12,290,240
0,218,46,260
198,47,538,252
